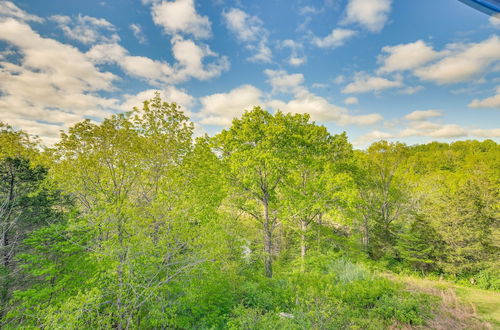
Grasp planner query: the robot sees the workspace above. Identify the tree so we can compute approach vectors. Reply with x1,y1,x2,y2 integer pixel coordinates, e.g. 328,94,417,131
427,170,498,275
396,215,442,273
281,129,352,271
214,107,330,277
353,141,409,258
45,93,214,328
0,123,64,321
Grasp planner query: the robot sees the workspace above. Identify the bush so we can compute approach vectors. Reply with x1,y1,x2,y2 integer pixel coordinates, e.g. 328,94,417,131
227,305,298,330
372,291,436,325
238,276,293,311
475,267,500,290
328,258,371,283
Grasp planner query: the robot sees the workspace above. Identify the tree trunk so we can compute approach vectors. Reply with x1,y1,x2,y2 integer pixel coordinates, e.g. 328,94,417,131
316,213,322,252
263,198,273,278
116,216,126,330
0,165,15,321
362,214,370,252
300,219,307,272
2,172,15,268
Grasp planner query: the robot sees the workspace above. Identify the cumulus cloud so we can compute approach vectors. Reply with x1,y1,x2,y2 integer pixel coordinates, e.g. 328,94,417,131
299,6,322,15
355,130,395,146
130,23,147,44
267,91,383,125
50,14,119,45
223,8,272,63
87,36,229,85
427,124,468,138
405,109,442,121
264,69,305,94
313,28,357,48
470,128,500,137
468,86,500,109
197,69,383,127
198,85,264,126
414,36,500,84
342,72,403,93
490,14,500,28
355,113,500,146
151,0,211,38
399,85,424,95
343,0,392,33
0,1,43,22
377,40,441,73
120,86,195,116
262,70,382,125
0,18,119,143
281,39,306,66
344,97,359,105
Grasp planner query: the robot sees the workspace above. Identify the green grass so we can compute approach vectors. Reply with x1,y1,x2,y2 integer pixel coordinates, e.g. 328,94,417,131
388,273,500,328
455,286,500,327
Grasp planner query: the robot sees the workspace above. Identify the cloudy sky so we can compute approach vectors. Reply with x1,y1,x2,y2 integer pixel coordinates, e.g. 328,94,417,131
0,0,499,146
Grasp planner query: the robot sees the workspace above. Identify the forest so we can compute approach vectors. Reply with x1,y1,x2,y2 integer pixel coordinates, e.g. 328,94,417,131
0,93,498,329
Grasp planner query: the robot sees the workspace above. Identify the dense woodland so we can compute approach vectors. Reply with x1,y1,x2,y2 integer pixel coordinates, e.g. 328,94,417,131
0,93,498,329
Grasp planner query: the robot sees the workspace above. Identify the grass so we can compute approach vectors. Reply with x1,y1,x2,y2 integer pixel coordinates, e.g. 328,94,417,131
385,273,499,329
455,286,500,328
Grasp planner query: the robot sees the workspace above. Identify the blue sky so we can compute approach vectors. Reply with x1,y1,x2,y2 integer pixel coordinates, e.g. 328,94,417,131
0,0,499,147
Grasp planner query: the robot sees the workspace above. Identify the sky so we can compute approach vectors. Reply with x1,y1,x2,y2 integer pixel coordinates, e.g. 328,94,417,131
0,0,499,147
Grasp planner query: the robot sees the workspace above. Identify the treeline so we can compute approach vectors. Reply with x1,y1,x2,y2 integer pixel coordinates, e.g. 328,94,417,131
0,93,498,328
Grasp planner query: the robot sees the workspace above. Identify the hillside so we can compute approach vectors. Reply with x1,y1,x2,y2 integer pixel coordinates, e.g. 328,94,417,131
0,97,498,329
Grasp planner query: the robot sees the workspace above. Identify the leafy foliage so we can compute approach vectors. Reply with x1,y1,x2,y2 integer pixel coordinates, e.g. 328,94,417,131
0,96,497,328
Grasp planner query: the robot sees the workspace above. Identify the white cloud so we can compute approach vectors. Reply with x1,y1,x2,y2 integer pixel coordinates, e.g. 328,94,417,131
399,85,423,95
120,87,195,116
490,14,500,28
0,1,43,22
281,39,306,66
130,23,147,44
197,69,383,127
342,72,403,93
356,115,500,146
223,8,262,42
313,28,357,48
344,96,359,105
299,6,322,15
312,83,328,89
343,0,392,33
264,69,305,94
198,85,263,126
405,109,442,121
470,128,500,137
427,124,467,138
263,69,382,125
0,19,119,143
223,8,272,63
50,14,119,45
414,36,500,84
151,0,211,38
333,75,346,84
377,40,441,73
267,91,382,125
87,37,229,85
355,130,395,146
399,121,468,139
468,86,500,109
170,36,229,80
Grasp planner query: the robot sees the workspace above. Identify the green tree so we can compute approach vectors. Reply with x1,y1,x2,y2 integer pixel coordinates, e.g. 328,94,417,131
353,141,409,258
281,129,352,271
45,93,214,328
0,123,64,321
214,107,333,277
396,215,442,273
